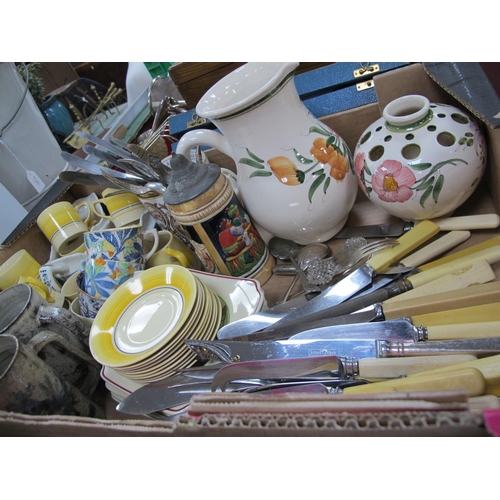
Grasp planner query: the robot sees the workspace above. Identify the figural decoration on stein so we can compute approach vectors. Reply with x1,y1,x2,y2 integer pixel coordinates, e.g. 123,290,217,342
175,62,358,245
353,94,487,220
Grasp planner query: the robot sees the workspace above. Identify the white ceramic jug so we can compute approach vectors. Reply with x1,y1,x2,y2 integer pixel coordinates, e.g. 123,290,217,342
176,62,358,245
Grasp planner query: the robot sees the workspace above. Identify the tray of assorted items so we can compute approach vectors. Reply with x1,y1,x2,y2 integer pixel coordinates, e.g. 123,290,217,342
2,61,500,437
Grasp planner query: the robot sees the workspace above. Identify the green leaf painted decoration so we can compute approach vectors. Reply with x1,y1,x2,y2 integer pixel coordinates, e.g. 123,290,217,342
420,185,433,208
432,174,444,203
249,171,273,178
309,172,326,203
246,148,264,163
416,176,435,192
293,149,314,164
408,162,433,171
308,126,330,137
364,161,372,176
239,158,265,169
323,176,331,194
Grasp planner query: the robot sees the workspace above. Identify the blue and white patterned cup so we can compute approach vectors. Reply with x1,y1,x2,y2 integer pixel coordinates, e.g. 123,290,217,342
83,225,159,264
83,258,144,299
76,272,106,319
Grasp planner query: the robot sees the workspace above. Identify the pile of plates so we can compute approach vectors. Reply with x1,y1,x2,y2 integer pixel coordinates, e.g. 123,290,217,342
90,265,266,385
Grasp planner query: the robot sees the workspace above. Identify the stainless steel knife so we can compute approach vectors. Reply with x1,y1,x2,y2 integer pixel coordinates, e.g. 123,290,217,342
185,336,500,363
333,214,500,238
230,282,500,341
289,320,500,342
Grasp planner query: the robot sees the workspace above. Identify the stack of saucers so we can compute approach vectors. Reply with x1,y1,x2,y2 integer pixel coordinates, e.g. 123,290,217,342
89,265,224,381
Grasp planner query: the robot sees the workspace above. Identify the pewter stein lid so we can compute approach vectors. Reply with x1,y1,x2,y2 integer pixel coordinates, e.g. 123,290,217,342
163,153,221,205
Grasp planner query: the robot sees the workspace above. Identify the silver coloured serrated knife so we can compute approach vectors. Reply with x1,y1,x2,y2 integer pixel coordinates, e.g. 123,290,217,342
333,214,500,238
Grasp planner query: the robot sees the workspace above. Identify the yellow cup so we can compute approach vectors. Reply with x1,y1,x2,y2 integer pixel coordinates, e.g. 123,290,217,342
69,298,94,328
17,276,54,303
60,270,80,303
91,188,146,228
0,250,41,290
37,201,89,256
145,230,198,269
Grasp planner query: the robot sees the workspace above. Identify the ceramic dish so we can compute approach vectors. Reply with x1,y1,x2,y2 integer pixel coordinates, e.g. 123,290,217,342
189,269,266,323
89,265,197,367
113,283,224,382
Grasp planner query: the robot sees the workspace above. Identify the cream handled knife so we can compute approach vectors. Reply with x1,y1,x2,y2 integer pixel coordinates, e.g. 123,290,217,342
333,213,500,238
340,366,487,397
210,354,478,391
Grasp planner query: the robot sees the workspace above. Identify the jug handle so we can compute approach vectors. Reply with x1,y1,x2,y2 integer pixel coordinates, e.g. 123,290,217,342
176,129,233,161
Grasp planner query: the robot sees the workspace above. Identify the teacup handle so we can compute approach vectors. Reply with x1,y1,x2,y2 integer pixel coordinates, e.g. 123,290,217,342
164,248,190,267
142,228,159,262
74,201,92,226
91,199,112,220
37,304,90,347
176,129,234,161
39,264,70,293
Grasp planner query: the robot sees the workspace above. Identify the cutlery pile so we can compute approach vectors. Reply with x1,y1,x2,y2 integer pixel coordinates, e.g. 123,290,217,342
114,220,500,418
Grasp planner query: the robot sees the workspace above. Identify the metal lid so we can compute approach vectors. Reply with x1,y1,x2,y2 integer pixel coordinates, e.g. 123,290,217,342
162,153,221,205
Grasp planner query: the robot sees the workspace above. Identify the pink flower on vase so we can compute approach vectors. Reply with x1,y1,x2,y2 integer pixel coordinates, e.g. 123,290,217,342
354,152,367,194
372,160,416,203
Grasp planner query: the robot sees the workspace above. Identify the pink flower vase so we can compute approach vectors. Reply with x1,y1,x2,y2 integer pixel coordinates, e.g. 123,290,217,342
353,94,487,220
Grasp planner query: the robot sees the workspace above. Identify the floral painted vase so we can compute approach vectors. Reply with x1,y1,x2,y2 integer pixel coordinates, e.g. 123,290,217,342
354,94,487,220
176,62,358,245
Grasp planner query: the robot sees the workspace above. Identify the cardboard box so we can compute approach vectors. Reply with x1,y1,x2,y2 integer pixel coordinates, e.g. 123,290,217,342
1,63,500,436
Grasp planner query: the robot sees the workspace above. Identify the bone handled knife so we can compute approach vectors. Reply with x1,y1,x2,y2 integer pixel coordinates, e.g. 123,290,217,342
395,230,470,268
341,366,487,397
210,354,478,391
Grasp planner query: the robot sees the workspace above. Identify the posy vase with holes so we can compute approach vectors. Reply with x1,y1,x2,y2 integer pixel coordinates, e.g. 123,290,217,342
353,95,486,220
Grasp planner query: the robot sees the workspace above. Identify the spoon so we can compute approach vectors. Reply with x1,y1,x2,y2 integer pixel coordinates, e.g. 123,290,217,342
268,237,320,295
278,242,332,304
